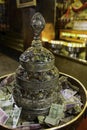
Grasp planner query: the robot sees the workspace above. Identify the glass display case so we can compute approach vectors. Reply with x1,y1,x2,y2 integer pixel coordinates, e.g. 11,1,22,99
48,0,87,64
59,29,86,60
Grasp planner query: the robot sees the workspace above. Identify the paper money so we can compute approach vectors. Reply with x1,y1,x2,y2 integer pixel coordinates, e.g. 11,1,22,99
61,89,77,99
12,106,22,128
0,108,9,124
45,103,65,126
0,74,15,88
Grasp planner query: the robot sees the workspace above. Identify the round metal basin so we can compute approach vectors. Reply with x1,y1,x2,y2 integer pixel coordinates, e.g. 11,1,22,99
0,72,87,130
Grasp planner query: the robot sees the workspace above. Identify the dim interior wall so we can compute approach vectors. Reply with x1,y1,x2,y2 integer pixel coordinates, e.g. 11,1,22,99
0,0,56,50
37,0,55,23
7,0,23,33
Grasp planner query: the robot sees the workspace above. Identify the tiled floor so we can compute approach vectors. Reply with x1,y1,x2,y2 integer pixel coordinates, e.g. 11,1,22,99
0,46,20,77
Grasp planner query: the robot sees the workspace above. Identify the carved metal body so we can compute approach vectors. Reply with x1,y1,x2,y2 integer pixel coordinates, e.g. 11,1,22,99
13,12,59,120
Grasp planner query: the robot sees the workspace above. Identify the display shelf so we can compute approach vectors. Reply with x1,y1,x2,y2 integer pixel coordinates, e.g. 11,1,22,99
60,29,87,43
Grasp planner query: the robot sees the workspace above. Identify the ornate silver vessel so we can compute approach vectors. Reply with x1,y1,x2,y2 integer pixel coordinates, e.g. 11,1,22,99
13,12,59,120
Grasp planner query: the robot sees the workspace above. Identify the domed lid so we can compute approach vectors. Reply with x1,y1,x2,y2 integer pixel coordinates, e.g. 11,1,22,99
19,12,55,72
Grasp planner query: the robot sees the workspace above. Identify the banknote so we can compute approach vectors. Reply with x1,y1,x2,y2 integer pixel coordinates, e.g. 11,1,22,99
0,108,9,124
45,103,65,126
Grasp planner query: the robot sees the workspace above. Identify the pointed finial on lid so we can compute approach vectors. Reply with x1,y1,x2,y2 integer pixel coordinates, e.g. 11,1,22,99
31,12,45,40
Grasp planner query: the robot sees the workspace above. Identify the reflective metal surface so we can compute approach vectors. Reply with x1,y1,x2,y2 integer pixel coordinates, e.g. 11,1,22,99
0,72,87,130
